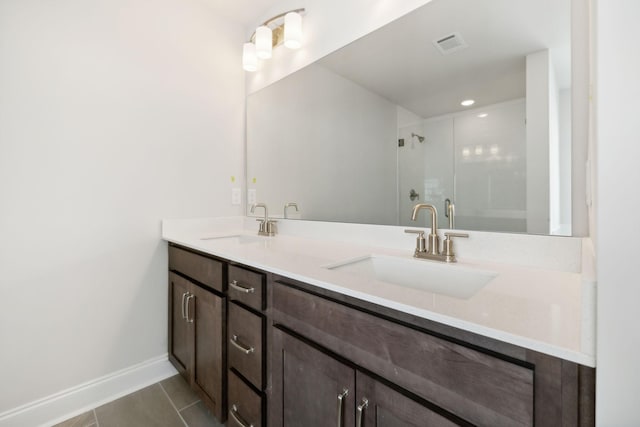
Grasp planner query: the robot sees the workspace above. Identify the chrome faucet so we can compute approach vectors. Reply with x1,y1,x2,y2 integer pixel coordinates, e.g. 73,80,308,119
405,203,468,262
250,203,277,236
283,202,299,219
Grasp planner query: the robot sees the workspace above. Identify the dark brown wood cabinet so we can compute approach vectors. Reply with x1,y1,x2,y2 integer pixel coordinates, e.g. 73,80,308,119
268,277,595,427
273,327,356,427
167,243,594,426
227,264,268,425
228,370,264,427
190,283,224,415
169,272,191,378
168,245,226,422
271,326,463,427
355,372,462,427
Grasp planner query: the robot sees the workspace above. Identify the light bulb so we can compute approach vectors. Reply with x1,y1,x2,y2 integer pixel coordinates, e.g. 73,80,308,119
255,26,272,59
242,42,257,72
284,12,302,49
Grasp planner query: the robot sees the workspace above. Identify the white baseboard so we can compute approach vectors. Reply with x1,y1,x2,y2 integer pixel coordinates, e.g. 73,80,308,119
0,354,178,427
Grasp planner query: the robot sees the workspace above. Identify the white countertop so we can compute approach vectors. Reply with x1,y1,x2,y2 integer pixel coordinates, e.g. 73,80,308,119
162,217,596,367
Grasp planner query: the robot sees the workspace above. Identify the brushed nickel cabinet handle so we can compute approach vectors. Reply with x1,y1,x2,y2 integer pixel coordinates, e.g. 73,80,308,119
180,291,187,320
337,389,349,427
356,398,369,427
230,280,255,294
185,294,194,323
230,404,253,427
230,334,255,354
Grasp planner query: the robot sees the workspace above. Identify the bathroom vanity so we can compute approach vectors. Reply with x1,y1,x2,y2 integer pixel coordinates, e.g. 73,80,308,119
164,217,595,427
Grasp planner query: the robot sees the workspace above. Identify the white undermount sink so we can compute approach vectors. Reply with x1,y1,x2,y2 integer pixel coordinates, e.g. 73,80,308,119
200,234,266,244
324,254,497,299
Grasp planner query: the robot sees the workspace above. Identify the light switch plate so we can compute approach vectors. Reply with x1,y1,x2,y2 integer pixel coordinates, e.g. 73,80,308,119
247,189,257,205
231,188,241,205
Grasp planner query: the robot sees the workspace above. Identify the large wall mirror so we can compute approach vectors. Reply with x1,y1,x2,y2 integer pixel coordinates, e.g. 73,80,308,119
247,0,587,236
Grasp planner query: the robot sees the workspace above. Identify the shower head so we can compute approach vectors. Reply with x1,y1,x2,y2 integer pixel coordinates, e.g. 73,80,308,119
411,133,425,143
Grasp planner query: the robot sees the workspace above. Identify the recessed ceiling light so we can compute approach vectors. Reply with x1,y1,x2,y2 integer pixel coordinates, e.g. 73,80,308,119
477,113,488,118
461,99,475,107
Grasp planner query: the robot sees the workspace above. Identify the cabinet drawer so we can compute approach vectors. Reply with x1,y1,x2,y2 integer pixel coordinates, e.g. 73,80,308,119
228,302,264,389
272,282,534,427
169,246,224,292
228,370,263,427
228,265,264,311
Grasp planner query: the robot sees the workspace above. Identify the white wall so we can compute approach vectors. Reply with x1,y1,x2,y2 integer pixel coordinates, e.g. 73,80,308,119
595,1,640,425
0,0,244,417
548,57,561,235
247,63,398,224
572,0,591,238
525,50,552,234
558,89,572,234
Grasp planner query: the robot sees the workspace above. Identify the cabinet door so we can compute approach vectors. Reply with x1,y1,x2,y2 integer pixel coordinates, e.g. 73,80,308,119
190,284,225,422
355,372,463,427
168,272,191,380
273,328,355,427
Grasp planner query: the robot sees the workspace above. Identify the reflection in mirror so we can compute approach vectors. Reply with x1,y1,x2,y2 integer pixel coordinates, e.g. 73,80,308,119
247,0,584,236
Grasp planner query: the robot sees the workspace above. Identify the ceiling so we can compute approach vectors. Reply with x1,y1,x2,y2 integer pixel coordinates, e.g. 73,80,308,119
318,0,571,119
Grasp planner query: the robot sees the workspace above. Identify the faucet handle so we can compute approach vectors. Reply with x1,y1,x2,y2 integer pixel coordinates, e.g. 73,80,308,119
404,229,424,235
444,232,468,239
442,232,468,262
404,229,426,253
265,219,277,236
255,218,266,234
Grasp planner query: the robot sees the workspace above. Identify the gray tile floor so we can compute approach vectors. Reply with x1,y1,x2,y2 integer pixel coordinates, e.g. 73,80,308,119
53,375,223,427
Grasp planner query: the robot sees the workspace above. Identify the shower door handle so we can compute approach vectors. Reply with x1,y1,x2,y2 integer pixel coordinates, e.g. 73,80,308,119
444,198,455,229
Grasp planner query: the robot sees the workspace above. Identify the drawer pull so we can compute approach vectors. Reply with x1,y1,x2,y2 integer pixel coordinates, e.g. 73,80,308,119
230,404,254,427
230,334,255,354
356,398,369,427
230,280,255,294
180,291,187,320
185,294,194,323
337,389,349,427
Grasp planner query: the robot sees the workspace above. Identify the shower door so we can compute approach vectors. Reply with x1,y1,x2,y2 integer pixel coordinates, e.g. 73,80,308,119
397,121,454,229
398,99,527,233
453,100,527,232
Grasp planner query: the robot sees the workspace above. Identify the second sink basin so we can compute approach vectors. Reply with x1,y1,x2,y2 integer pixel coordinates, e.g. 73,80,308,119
324,255,497,299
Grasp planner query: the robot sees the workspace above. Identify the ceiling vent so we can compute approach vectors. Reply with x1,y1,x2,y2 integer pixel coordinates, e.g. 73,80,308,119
433,32,468,55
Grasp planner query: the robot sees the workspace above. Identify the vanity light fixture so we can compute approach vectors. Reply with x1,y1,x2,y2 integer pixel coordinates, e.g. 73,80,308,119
255,25,273,59
242,8,305,72
461,99,475,107
242,43,258,72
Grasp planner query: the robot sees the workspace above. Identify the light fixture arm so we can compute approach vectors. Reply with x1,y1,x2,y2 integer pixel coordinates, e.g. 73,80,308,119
248,8,306,46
